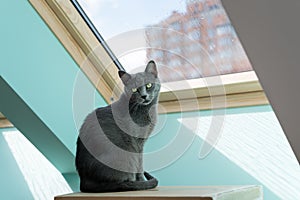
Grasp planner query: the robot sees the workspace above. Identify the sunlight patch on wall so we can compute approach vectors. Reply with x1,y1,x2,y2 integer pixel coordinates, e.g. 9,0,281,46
3,130,72,200
179,111,300,200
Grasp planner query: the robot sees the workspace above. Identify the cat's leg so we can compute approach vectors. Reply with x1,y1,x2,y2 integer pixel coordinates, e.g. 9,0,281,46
136,173,145,181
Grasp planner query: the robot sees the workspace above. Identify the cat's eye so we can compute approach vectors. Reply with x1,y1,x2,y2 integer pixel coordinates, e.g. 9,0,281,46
146,83,152,89
132,88,137,93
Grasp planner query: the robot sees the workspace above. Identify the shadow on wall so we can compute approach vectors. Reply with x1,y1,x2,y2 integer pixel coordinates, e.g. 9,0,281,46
0,129,34,199
1,128,72,199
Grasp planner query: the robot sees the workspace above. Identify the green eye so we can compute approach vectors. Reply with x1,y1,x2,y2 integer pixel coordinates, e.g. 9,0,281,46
146,83,152,89
132,88,137,93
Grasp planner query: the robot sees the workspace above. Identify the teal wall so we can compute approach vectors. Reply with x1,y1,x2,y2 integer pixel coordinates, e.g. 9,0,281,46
0,0,281,200
0,0,106,155
0,0,104,197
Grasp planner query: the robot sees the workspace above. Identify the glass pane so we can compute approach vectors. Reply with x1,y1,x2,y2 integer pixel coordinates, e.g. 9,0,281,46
77,0,253,82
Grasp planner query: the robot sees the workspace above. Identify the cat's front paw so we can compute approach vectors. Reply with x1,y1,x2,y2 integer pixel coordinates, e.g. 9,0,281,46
144,171,154,180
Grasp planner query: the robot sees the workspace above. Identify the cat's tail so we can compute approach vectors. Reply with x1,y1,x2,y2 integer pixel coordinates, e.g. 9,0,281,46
80,171,158,193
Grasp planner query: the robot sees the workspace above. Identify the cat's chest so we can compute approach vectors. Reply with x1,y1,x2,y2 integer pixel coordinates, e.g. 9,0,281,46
120,116,154,138
112,102,157,138
112,116,155,141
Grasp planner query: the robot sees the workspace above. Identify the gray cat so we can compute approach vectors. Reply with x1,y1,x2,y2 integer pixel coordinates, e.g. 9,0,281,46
75,60,160,192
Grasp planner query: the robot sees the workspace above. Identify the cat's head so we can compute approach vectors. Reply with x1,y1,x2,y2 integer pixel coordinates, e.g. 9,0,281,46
118,60,160,106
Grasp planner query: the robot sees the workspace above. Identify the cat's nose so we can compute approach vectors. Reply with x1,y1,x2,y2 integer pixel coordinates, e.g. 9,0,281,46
141,95,147,100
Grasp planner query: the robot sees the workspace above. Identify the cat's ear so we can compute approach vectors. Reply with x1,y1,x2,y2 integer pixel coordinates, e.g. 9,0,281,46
145,60,158,78
118,71,131,85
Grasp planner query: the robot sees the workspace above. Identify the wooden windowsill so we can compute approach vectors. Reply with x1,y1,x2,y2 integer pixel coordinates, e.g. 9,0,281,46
29,0,269,114
0,112,13,128
55,186,263,200
0,118,13,128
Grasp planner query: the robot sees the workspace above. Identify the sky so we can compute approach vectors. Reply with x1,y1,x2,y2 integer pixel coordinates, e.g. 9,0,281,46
78,0,187,39
77,0,188,72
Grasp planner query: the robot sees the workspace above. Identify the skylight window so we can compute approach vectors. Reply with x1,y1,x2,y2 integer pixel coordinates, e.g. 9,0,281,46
30,0,268,112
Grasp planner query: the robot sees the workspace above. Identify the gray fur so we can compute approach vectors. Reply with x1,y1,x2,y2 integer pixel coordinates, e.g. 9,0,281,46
76,61,160,192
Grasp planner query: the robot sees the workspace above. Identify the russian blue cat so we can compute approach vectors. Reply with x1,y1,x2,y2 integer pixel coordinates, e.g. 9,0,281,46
75,61,160,192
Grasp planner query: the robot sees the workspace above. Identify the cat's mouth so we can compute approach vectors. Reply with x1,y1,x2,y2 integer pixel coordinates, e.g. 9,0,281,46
141,99,151,105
